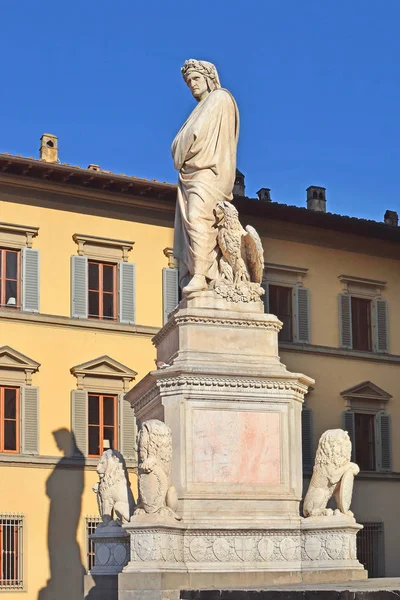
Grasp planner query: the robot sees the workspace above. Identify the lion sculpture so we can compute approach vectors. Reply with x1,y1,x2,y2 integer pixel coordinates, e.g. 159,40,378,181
212,200,264,303
303,429,359,518
93,449,135,527
134,419,180,520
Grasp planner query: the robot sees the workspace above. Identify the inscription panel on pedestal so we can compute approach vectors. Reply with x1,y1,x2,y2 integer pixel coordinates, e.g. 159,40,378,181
192,409,281,484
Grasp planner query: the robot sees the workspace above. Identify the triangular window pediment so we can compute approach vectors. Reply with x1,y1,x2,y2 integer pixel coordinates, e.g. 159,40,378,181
341,381,391,412
0,346,40,371
70,355,137,393
341,381,392,401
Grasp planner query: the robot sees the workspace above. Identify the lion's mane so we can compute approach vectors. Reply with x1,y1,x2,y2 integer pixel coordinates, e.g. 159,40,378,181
314,429,351,470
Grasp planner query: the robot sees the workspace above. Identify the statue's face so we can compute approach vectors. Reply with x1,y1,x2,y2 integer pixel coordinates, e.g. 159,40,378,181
186,71,209,101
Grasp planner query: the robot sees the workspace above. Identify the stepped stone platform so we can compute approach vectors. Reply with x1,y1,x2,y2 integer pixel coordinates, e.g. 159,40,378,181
181,579,400,600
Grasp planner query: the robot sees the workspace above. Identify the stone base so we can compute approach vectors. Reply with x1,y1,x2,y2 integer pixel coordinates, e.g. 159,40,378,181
118,570,368,600
89,523,130,575
118,517,366,599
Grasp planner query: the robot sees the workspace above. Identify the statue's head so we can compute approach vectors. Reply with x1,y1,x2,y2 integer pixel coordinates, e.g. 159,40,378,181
181,59,221,101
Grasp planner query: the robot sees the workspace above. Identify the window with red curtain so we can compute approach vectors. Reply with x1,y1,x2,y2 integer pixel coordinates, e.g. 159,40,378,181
0,249,20,309
88,393,118,457
88,261,117,321
0,387,19,453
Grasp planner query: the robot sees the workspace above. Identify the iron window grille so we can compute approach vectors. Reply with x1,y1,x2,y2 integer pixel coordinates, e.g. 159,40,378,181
0,514,24,589
85,516,101,571
357,521,385,578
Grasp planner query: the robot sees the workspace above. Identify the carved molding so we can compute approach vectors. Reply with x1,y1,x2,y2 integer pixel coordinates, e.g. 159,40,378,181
73,233,134,262
71,355,137,392
0,345,40,386
153,315,281,346
126,525,362,568
0,221,39,249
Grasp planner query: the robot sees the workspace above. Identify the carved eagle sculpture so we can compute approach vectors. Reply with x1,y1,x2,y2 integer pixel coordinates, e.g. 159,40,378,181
214,201,264,285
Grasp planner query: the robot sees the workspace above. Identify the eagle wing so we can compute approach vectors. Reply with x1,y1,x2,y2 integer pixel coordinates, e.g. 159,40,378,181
242,225,264,283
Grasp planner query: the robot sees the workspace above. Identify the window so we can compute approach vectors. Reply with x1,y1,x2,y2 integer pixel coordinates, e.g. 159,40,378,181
268,285,293,342
71,235,136,323
88,261,117,321
86,516,101,571
351,297,371,351
357,522,385,577
0,387,19,453
338,276,388,353
0,515,23,589
0,249,20,309
71,357,137,459
263,263,310,343
354,413,375,471
88,393,118,457
342,381,392,473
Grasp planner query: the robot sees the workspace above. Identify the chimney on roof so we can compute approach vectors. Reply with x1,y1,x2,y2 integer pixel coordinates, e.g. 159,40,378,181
40,134,58,163
306,186,326,213
384,210,398,226
256,188,271,202
233,169,245,197
88,164,100,171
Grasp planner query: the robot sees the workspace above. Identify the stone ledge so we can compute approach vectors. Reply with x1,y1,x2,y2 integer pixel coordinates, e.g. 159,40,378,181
279,342,400,364
0,454,138,471
0,309,158,337
181,588,400,600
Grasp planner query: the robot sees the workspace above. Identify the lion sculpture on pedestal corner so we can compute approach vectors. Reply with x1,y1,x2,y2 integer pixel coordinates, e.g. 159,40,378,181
134,419,180,520
303,429,359,519
93,449,135,527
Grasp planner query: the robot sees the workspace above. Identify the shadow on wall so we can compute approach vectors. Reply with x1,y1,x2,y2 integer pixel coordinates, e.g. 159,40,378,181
38,429,86,600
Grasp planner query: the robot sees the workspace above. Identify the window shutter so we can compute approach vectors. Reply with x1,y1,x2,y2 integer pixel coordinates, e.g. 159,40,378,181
21,386,39,455
374,299,388,353
162,268,179,325
301,407,313,473
22,248,40,312
376,412,392,472
342,410,356,462
296,286,310,343
339,293,353,349
119,262,136,324
262,278,269,313
71,390,88,456
119,394,136,460
71,255,88,318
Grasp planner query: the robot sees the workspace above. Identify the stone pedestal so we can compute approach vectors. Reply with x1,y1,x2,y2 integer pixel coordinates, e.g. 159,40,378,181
121,296,367,598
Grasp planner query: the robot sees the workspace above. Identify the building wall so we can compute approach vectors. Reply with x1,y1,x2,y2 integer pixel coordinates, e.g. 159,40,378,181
0,191,173,599
1,183,400,597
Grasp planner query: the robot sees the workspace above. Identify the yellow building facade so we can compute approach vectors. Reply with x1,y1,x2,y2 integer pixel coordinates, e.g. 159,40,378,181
0,141,400,598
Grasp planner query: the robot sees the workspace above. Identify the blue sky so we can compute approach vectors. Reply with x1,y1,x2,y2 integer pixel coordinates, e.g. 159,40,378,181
1,1,400,222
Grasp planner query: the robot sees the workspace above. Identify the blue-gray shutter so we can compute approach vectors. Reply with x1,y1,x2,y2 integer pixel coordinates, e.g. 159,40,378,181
71,390,88,456
376,412,392,472
22,248,40,312
262,278,269,313
71,255,88,318
296,286,310,343
119,262,136,324
21,386,39,455
342,411,356,462
339,293,352,349
301,407,313,473
162,268,179,325
119,394,136,460
374,299,389,353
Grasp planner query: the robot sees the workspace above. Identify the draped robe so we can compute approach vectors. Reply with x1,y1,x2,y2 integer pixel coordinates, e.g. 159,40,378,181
171,88,239,283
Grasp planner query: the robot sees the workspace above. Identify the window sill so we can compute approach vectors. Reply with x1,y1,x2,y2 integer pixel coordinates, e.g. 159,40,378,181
0,453,138,471
0,308,159,336
279,342,400,364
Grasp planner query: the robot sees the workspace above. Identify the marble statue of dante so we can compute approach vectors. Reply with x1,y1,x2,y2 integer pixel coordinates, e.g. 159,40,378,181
172,59,239,294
